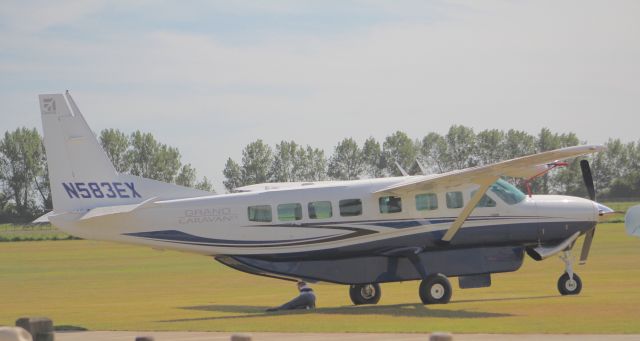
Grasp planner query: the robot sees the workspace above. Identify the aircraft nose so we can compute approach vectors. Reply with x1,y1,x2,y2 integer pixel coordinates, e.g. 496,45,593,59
595,202,615,222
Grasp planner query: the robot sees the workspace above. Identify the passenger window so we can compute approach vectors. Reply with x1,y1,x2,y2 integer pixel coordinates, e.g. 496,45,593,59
471,190,497,207
248,205,272,222
309,201,332,219
379,196,402,214
416,193,438,211
446,191,464,209
339,199,362,217
278,203,302,221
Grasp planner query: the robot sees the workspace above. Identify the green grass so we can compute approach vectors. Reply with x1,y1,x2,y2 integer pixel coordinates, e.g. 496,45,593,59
0,223,639,333
0,223,78,242
601,201,639,213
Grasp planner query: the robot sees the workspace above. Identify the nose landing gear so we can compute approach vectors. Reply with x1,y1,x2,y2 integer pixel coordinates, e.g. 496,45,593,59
558,250,582,295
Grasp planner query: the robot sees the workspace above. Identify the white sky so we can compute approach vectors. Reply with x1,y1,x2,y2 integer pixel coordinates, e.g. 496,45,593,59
1,1,639,192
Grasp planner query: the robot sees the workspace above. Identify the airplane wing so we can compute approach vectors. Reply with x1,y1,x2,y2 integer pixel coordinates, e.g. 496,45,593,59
375,145,604,195
374,144,605,242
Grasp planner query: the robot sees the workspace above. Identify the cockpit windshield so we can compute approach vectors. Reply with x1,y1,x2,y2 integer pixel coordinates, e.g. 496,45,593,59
490,179,526,205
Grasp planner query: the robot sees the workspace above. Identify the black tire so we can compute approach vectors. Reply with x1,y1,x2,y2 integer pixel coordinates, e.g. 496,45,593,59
419,274,452,304
349,283,381,305
557,272,582,295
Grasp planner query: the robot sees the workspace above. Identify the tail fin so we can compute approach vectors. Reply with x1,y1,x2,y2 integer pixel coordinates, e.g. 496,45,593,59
40,91,211,212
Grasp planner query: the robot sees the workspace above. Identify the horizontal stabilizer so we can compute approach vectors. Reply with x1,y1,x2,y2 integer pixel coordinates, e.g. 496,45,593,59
80,197,159,221
31,211,54,224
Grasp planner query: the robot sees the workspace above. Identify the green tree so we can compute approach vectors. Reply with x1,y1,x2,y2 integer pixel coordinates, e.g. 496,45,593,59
175,164,196,187
420,132,449,173
535,128,563,193
195,176,215,193
606,140,640,198
362,137,384,178
34,147,51,210
149,144,181,183
297,146,327,181
271,141,299,182
503,129,536,159
0,128,47,219
383,131,418,176
99,128,130,173
475,129,505,166
127,131,158,178
445,125,477,170
126,131,181,183
223,158,243,192
241,140,273,185
328,138,363,180
548,132,582,195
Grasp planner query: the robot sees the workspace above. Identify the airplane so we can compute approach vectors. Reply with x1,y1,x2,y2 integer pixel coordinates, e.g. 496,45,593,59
38,91,634,306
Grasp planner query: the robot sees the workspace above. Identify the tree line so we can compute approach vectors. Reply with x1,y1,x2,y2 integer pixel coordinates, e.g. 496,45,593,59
222,126,640,200
0,127,213,223
2,124,638,223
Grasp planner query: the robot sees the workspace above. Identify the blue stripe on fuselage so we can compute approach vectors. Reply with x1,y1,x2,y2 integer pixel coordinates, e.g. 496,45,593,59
122,219,596,254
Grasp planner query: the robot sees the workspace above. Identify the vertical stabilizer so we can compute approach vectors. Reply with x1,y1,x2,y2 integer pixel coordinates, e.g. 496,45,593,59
40,92,211,212
40,92,119,211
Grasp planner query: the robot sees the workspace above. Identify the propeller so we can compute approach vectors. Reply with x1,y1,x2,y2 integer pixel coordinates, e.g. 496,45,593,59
579,159,596,264
580,159,596,201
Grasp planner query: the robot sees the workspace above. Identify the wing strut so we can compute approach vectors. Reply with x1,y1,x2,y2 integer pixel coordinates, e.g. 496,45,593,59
442,177,498,242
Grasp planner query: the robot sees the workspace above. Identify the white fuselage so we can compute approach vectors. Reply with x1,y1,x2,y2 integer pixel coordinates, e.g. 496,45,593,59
49,176,599,258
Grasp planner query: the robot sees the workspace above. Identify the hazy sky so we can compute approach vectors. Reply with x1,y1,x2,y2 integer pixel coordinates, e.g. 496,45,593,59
1,1,639,192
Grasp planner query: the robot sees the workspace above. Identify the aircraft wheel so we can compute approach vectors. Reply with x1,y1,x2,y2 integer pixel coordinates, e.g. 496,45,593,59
557,272,582,295
419,274,452,304
349,283,381,305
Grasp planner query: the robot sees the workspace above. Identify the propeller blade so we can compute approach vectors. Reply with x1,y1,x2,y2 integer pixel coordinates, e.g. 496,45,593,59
579,228,595,264
580,159,596,201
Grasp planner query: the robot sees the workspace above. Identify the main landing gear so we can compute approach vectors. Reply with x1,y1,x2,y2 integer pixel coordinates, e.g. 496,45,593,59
419,274,452,304
348,274,453,306
557,250,582,295
349,283,381,305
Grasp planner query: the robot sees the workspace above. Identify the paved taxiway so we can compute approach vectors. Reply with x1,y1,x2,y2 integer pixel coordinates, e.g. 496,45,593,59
55,331,640,340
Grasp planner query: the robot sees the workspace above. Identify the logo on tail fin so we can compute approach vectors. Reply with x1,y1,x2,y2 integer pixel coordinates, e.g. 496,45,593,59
42,98,56,112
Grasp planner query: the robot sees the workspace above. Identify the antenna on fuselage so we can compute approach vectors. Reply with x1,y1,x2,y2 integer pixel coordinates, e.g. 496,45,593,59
395,162,409,176
416,160,428,175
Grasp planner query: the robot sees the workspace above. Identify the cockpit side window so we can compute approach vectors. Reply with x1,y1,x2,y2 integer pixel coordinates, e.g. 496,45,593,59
490,179,526,205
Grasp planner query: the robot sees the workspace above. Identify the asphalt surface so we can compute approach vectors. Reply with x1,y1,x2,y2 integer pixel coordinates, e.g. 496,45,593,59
54,331,640,341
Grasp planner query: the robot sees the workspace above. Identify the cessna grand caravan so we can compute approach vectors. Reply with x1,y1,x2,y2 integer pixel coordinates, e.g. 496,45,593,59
39,92,627,305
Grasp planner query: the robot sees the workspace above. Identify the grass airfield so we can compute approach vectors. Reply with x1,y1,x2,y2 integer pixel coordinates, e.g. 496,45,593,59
0,222,639,334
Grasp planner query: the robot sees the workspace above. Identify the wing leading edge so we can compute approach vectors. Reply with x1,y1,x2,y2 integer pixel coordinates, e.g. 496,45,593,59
374,145,605,195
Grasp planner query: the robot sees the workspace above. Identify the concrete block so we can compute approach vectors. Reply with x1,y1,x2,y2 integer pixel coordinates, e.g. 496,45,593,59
15,318,53,335
0,327,33,341
430,332,453,341
231,334,252,341
15,317,54,341
32,333,52,341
